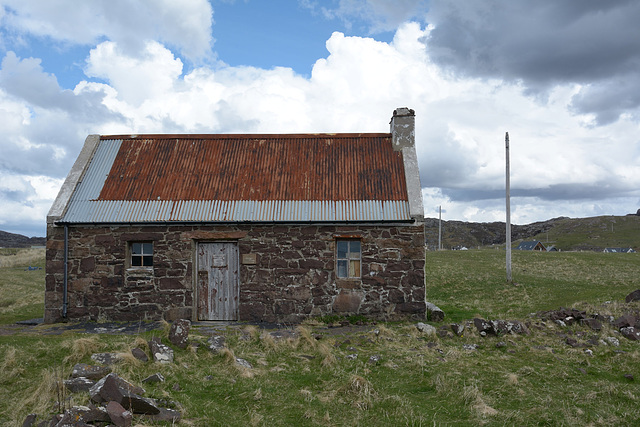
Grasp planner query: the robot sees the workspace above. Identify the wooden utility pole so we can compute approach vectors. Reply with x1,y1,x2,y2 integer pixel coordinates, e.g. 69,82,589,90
505,132,512,283
438,205,442,250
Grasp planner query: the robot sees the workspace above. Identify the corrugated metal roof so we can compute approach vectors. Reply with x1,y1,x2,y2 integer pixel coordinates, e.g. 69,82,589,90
61,133,413,223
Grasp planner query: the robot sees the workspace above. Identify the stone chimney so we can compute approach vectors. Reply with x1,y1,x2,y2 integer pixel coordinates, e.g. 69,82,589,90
390,107,415,151
390,107,423,221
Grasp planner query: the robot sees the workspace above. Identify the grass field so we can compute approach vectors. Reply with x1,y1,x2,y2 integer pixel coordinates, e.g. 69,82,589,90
1,248,640,426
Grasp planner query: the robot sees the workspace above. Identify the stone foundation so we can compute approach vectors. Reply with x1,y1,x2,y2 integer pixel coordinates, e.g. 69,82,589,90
45,222,425,323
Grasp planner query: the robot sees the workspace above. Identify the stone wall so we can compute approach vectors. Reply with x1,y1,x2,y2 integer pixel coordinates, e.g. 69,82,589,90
45,222,425,323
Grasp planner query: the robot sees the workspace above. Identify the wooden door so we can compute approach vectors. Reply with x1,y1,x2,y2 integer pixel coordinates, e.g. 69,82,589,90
197,242,239,320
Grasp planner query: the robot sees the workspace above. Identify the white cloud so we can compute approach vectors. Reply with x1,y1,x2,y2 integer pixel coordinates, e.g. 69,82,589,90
0,0,213,60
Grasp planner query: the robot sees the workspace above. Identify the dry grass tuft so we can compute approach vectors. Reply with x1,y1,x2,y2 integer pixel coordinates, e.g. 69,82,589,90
345,374,376,400
506,373,519,386
296,325,316,349
220,347,236,365
0,346,25,381
318,342,337,367
243,325,260,341
62,336,103,363
0,248,45,268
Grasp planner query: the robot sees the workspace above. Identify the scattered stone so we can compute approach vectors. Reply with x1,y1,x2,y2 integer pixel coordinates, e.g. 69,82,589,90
172,383,181,391
71,363,111,380
119,390,161,415
426,301,445,322
168,319,191,349
578,368,587,375
205,375,214,381
91,352,123,366
416,322,436,335
140,407,182,423
149,339,174,364
555,320,567,328
565,337,579,347
64,377,96,393
21,414,37,427
106,401,132,427
613,314,638,330
605,336,620,346
451,323,464,336
235,358,253,369
581,318,602,331
346,353,358,360
620,326,640,341
142,373,165,384
207,335,226,354
496,341,507,348
473,318,492,334
584,349,593,356
624,374,634,381
368,355,382,364
131,347,149,362
462,344,478,351
625,289,640,303
89,373,145,404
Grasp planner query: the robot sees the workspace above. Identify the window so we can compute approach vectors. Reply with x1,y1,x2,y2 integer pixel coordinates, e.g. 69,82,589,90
131,242,153,267
336,239,361,278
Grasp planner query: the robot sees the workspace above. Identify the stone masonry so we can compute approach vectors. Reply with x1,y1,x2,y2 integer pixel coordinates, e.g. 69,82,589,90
45,222,425,323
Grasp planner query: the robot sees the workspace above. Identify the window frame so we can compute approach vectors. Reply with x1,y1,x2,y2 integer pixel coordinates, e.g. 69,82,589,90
335,238,362,279
129,241,154,268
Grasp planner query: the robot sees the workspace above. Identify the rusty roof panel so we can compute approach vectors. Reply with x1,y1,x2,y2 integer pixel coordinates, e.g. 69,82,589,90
97,134,407,202
60,133,414,223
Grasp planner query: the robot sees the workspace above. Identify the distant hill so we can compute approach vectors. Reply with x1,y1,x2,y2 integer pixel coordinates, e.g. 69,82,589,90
425,214,640,252
0,231,46,248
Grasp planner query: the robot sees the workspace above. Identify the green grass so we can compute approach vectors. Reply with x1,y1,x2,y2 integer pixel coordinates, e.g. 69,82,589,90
0,249,45,323
2,249,640,425
426,249,639,321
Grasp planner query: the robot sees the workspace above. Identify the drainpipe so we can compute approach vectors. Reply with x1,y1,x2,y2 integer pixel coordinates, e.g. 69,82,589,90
63,224,68,318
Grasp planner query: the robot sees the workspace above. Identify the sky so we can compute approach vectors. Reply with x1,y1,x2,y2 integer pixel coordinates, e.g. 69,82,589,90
1,0,639,237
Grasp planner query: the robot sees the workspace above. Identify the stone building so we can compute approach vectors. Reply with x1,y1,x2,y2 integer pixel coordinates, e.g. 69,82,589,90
45,108,425,323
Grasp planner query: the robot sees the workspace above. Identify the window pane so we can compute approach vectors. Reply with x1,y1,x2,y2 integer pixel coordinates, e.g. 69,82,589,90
131,255,142,266
350,240,361,254
337,241,348,259
142,243,153,255
349,260,360,277
131,243,142,255
142,255,153,267
337,260,348,278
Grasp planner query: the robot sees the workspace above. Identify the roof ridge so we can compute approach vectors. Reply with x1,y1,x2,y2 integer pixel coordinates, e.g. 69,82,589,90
100,133,391,140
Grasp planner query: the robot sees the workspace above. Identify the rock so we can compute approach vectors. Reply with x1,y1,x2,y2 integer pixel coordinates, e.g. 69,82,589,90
131,347,149,362
142,373,165,384
613,314,637,329
507,320,530,335
207,335,226,354
565,337,579,347
555,320,567,328
21,414,37,427
89,373,145,404
416,322,436,335
462,344,478,351
473,318,493,334
106,401,132,427
451,323,464,336
269,330,298,341
346,354,358,360
64,377,95,393
235,358,253,369
91,352,123,365
584,349,593,356
172,383,181,391
57,405,108,426
140,407,182,423
425,302,445,322
605,336,620,346
495,341,507,348
149,339,174,364
368,355,382,364
625,289,640,303
620,326,640,341
624,374,634,381
71,363,111,380
119,390,161,415
581,318,602,331
169,319,191,349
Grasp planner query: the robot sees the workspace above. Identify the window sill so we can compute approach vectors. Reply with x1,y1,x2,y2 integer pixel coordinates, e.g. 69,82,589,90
126,267,154,275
